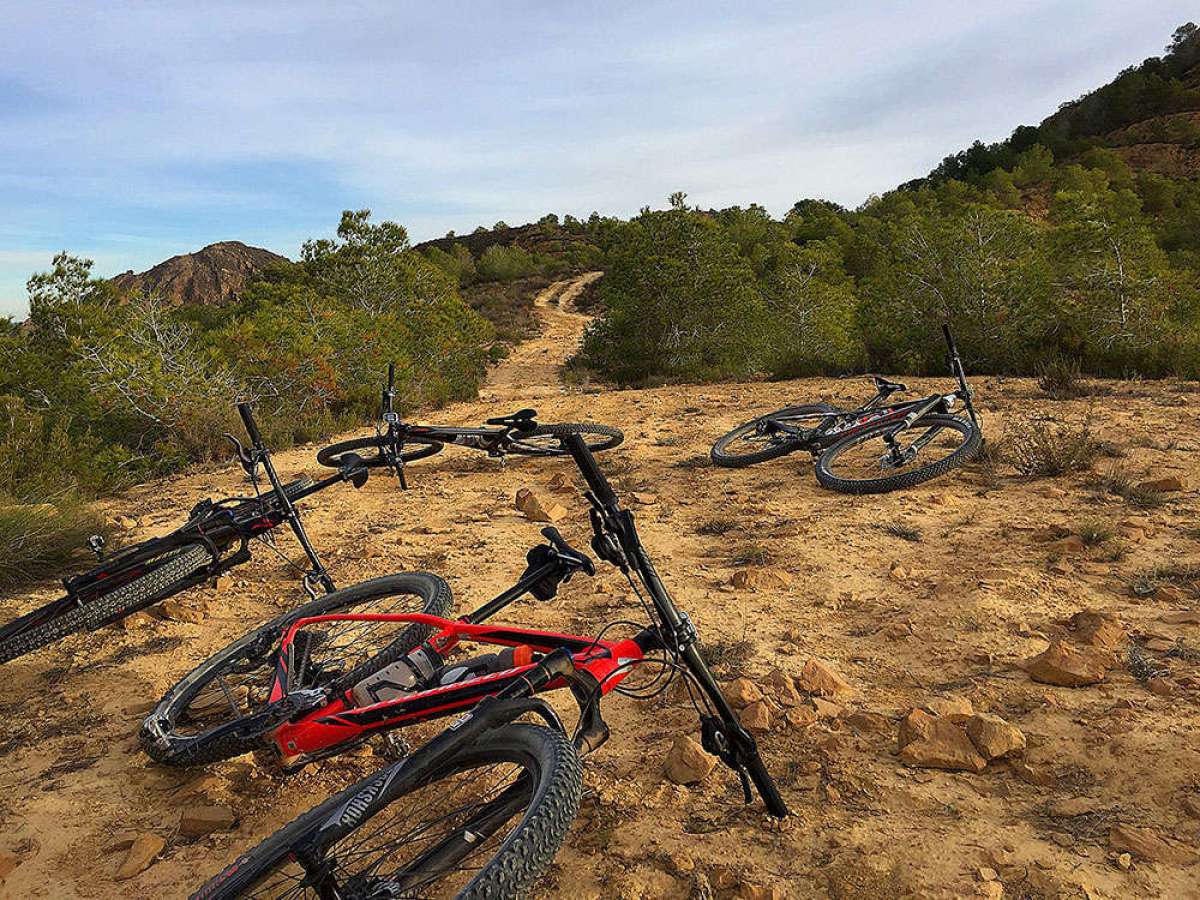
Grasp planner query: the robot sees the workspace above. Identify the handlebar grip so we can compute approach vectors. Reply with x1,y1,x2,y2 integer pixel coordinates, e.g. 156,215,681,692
387,362,395,388
238,403,264,447
561,432,619,509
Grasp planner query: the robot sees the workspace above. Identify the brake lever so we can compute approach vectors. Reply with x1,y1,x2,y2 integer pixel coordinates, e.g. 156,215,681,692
223,432,259,479
700,715,754,804
587,505,625,569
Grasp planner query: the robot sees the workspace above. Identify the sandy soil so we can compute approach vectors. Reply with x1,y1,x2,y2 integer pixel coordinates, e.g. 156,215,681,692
1,272,1199,899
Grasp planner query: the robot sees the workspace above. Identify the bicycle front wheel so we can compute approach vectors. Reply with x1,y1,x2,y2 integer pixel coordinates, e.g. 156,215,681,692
0,543,213,665
190,723,582,900
141,572,453,767
815,413,981,494
507,423,624,456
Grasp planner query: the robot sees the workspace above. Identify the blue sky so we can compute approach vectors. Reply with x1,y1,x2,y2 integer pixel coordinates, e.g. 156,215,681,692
0,1,1194,317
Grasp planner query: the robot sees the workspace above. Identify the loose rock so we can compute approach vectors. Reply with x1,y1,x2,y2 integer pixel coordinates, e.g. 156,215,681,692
923,695,974,723
724,678,762,708
1137,474,1187,493
966,713,1026,760
116,833,165,880
664,736,716,785
0,852,20,881
761,669,802,706
1109,823,1199,865
159,599,204,624
741,700,772,733
1023,640,1108,687
897,708,986,773
179,805,237,838
797,659,853,698
1066,609,1125,651
514,488,566,523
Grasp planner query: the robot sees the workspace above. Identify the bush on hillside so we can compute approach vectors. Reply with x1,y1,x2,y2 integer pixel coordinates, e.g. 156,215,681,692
577,208,767,384
476,244,538,282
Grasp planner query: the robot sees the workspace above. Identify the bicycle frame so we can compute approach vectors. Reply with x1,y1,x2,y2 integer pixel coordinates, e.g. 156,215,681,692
269,611,650,767
400,423,527,455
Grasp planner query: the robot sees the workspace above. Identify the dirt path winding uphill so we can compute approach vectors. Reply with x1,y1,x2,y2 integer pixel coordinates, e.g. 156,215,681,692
480,270,601,404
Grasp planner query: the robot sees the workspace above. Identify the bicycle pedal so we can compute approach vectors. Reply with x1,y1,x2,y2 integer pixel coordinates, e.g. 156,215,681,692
378,732,412,760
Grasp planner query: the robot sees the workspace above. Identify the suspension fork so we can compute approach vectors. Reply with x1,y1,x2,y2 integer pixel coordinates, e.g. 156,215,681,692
881,395,944,462
237,404,335,596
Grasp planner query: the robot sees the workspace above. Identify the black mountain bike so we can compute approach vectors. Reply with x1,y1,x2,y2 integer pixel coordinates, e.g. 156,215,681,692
711,324,982,494
0,402,356,666
315,365,623,486
184,433,786,899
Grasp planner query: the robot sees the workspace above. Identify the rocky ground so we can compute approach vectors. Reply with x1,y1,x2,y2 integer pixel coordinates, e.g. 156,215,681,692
1,275,1198,899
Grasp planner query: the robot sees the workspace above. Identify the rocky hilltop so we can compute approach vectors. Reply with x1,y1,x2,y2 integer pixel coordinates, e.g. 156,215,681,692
111,241,288,305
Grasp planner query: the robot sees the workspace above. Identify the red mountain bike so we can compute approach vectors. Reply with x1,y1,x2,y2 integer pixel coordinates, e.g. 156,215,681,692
146,435,787,899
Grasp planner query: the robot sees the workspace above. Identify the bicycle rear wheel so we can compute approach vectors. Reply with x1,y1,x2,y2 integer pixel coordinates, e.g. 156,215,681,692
507,423,624,456
141,572,453,767
0,543,213,665
815,413,981,494
190,723,581,900
710,404,836,467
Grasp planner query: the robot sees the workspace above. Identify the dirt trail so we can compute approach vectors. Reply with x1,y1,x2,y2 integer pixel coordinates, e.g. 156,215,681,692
2,286,1200,899
480,271,600,403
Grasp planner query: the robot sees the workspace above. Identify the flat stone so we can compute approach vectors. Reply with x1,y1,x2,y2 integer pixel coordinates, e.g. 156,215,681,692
1161,609,1200,625
1109,824,1199,865
1137,475,1187,493
1023,640,1108,687
116,833,165,880
179,805,237,838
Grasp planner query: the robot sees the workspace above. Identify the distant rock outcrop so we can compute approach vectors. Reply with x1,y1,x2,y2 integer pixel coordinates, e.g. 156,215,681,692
111,241,289,306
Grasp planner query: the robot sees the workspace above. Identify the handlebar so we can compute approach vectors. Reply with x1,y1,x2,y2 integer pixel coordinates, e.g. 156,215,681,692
560,432,619,509
237,403,264,448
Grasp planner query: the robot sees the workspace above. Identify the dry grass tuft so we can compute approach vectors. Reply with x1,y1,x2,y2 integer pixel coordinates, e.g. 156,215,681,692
0,492,106,591
1008,412,1100,477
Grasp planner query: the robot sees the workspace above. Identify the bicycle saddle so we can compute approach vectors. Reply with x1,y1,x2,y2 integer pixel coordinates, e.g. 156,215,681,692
486,408,538,432
870,375,909,394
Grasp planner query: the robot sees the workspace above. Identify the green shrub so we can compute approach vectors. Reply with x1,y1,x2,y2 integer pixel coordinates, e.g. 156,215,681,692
577,208,767,384
476,245,538,282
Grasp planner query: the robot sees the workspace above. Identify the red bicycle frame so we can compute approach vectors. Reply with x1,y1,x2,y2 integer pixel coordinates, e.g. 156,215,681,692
270,612,647,767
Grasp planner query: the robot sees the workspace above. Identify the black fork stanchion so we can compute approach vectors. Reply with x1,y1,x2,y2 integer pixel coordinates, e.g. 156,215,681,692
237,403,335,596
942,324,978,426
560,432,789,818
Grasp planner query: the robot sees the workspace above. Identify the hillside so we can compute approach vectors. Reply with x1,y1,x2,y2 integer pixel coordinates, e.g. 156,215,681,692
917,23,1200,185
110,241,289,306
